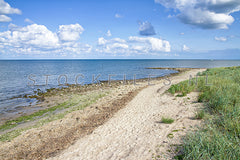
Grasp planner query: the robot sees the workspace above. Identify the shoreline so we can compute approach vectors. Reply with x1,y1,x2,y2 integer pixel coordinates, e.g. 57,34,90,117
0,69,181,125
0,68,205,160
146,67,205,72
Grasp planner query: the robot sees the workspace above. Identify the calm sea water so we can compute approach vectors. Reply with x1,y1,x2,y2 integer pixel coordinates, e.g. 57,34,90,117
0,59,240,115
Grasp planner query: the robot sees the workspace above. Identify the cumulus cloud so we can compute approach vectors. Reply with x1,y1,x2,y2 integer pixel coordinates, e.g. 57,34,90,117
111,38,126,43
98,37,107,45
105,43,129,53
182,44,190,51
0,0,21,22
106,30,112,37
155,0,240,29
98,37,126,46
96,36,171,56
129,36,171,52
0,14,11,22
0,23,91,55
0,22,171,57
58,24,84,41
96,37,129,55
0,24,59,48
138,21,156,36
215,36,227,41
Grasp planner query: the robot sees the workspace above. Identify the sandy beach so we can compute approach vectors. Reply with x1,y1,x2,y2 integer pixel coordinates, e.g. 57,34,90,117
0,68,205,160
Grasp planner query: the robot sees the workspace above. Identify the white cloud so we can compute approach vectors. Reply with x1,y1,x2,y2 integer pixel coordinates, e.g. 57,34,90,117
182,44,190,51
138,21,156,36
24,18,34,23
0,0,21,22
129,36,171,52
96,36,171,56
155,0,240,29
115,13,123,18
131,45,145,51
180,32,184,35
0,24,59,48
111,38,126,43
0,22,171,57
0,0,21,14
215,36,227,41
98,37,107,45
58,24,84,41
0,14,11,22
98,37,126,46
104,43,129,54
106,30,112,37
0,23,91,55
96,37,129,55
8,23,19,31
167,14,175,18
110,43,128,49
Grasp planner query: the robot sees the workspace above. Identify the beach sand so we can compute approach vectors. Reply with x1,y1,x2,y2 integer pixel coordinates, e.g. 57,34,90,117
0,68,205,160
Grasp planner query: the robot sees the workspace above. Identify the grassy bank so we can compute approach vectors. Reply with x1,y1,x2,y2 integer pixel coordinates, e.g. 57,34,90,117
168,66,240,159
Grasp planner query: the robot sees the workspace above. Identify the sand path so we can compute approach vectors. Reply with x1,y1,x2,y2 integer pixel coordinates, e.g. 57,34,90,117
49,69,205,160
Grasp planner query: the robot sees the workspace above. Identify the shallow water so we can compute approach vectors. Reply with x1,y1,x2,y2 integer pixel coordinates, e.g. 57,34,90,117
0,59,240,115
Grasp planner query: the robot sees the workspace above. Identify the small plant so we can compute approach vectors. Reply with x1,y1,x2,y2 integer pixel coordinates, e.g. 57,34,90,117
161,117,174,124
195,110,205,120
167,133,174,139
174,154,184,160
172,129,179,132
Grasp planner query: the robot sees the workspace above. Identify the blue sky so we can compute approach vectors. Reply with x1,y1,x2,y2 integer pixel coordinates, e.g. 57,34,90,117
0,0,240,59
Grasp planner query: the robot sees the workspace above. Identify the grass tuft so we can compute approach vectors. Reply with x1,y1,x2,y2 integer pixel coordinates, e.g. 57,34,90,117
161,117,174,124
195,110,205,120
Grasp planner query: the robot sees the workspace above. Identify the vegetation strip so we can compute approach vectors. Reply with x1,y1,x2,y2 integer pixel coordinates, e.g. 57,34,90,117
0,92,106,141
168,66,240,159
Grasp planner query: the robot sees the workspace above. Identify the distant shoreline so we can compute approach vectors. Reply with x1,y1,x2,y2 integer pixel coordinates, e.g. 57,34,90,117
146,67,206,72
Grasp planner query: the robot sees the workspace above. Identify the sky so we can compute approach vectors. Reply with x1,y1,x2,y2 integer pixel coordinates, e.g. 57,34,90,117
0,0,240,59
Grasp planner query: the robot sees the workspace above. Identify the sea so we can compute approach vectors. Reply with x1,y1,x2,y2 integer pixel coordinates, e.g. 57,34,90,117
0,59,240,116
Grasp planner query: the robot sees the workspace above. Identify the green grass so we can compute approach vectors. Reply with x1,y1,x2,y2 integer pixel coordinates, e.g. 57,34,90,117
161,117,174,124
195,110,205,120
170,66,240,159
168,78,200,97
0,101,69,131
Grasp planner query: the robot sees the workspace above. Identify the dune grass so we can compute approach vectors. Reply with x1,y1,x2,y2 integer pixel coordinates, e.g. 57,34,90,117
169,66,240,159
168,79,198,97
